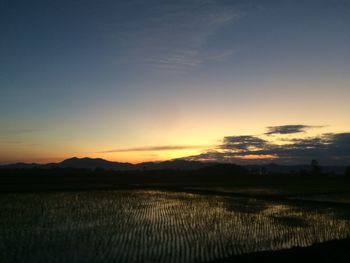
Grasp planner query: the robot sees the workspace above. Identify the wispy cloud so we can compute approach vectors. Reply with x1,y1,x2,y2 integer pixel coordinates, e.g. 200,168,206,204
100,145,209,153
0,128,40,135
108,0,240,71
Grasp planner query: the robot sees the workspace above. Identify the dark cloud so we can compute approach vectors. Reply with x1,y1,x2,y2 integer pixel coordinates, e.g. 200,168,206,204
265,125,323,135
221,136,267,150
183,132,350,165
101,145,208,153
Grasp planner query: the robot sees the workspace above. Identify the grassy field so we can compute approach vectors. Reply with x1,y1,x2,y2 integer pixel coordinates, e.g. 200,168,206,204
1,190,350,262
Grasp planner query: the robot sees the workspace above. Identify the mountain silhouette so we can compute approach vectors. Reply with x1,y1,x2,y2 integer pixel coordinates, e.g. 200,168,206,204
57,157,135,170
0,157,211,171
0,157,347,175
56,157,211,171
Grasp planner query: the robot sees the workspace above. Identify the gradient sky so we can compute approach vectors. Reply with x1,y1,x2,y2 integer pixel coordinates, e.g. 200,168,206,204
1,0,350,164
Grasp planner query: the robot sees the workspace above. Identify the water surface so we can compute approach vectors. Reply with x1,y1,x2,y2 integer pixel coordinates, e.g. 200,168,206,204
1,190,349,262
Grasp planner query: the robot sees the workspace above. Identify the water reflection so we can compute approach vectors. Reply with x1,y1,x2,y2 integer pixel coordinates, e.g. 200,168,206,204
1,190,350,263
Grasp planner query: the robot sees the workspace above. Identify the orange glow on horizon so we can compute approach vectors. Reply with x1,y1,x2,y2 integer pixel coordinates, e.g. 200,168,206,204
235,154,278,160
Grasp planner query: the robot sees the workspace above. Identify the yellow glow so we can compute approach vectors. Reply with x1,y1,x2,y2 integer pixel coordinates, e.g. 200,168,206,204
98,147,208,164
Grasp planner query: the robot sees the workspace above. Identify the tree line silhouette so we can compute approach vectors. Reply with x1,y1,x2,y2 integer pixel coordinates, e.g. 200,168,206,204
1,161,349,192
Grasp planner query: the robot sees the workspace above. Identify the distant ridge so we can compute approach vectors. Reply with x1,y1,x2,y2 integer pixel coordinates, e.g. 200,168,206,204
57,157,212,171
0,162,52,169
58,157,135,171
0,157,347,175
0,157,213,171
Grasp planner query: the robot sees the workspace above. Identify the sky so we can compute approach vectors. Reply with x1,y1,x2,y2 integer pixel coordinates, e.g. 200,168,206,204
0,0,349,165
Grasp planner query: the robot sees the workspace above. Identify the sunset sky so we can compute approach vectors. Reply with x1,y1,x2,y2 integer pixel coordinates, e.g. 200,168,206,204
1,0,349,164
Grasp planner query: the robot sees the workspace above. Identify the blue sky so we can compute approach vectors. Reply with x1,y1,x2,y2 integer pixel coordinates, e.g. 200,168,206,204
1,0,349,164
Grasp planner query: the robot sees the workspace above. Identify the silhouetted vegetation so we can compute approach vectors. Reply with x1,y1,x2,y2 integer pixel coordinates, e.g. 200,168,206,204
1,164,350,195
311,159,321,175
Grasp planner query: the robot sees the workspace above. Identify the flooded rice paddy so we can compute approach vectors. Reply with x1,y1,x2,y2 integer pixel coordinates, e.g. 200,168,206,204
1,190,350,262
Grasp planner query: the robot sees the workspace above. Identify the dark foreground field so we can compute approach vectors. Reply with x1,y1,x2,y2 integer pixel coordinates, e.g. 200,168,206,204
1,169,350,262
1,188,350,262
1,167,350,197
213,237,350,262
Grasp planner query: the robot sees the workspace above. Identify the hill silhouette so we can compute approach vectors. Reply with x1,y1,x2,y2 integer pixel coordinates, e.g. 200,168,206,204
0,157,214,171
58,157,135,170
0,157,348,176
1,157,350,193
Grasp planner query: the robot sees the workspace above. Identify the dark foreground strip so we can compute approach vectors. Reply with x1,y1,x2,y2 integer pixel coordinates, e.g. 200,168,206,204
210,238,350,262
